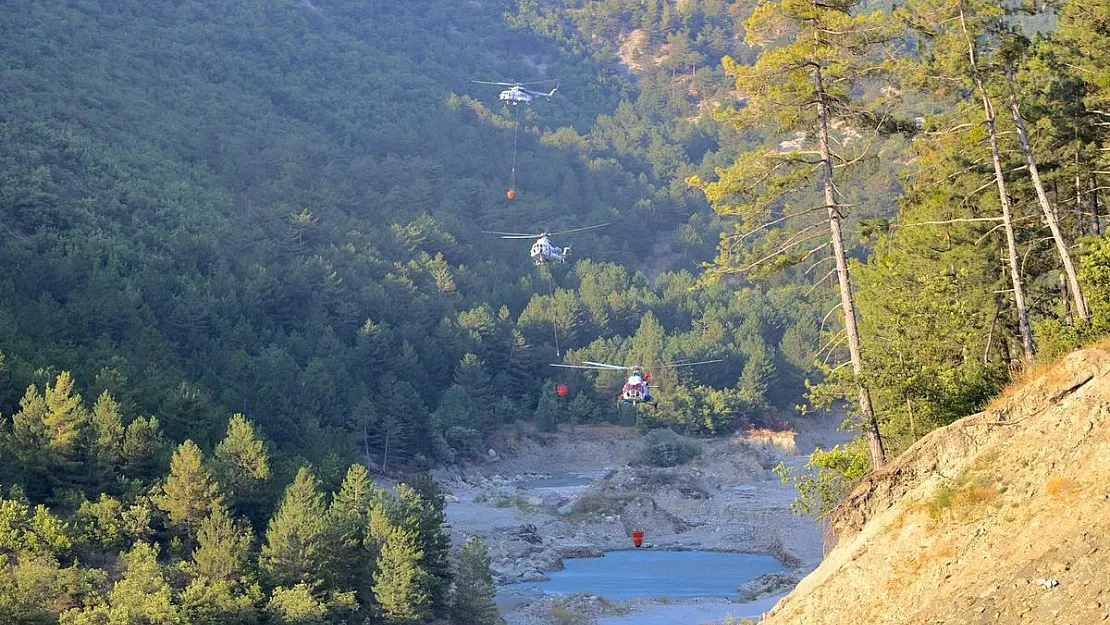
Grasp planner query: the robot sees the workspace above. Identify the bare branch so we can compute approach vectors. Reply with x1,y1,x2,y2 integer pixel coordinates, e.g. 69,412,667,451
819,302,844,337
734,229,829,274
803,255,836,275
806,268,838,296
798,241,831,265
893,216,1004,229
724,205,834,244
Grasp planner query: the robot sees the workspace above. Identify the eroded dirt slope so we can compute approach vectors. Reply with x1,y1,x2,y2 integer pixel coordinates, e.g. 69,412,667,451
763,348,1110,625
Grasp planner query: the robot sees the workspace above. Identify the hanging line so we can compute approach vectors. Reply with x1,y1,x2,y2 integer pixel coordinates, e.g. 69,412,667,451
548,270,560,357
510,122,519,190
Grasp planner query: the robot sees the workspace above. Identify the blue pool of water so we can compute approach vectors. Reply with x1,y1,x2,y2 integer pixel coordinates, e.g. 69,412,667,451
513,550,786,600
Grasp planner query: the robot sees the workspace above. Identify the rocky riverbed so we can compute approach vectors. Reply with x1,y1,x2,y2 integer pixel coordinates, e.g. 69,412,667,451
432,418,848,625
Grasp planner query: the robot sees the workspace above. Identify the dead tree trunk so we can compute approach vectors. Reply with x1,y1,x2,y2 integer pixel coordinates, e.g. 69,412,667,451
960,4,1035,363
1005,70,1089,320
815,64,886,468
1093,177,1102,236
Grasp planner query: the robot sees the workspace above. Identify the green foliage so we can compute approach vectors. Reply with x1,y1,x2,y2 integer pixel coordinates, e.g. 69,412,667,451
774,442,870,518
373,525,431,625
260,468,329,588
647,385,754,435
74,495,128,552
443,426,484,461
533,381,562,433
0,0,760,475
0,555,104,625
393,480,451,616
180,579,262,625
4,0,1110,618
89,393,124,473
323,464,380,593
267,584,330,625
62,542,185,625
633,428,701,467
156,441,225,540
120,417,167,481
0,497,72,558
1037,235,1110,357
192,508,254,583
211,415,270,501
451,537,502,625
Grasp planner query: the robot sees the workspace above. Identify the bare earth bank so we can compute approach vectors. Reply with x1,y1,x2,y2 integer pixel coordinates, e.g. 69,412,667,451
432,416,851,625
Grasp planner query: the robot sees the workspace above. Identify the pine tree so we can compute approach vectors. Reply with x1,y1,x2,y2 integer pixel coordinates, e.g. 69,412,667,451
567,393,596,428
451,537,501,625
260,467,329,587
399,476,451,614
433,385,479,432
43,371,85,456
533,381,561,433
157,440,226,539
428,252,457,294
89,391,124,467
192,507,254,583
900,0,1036,361
848,118,1014,451
121,416,166,480
180,577,262,625
266,583,330,625
453,353,495,421
211,414,270,515
325,464,380,592
689,0,896,465
11,385,48,451
738,336,775,403
9,385,52,497
372,525,431,625
628,312,665,372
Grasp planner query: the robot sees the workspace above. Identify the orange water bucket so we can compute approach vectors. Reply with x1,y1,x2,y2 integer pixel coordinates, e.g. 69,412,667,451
631,530,645,548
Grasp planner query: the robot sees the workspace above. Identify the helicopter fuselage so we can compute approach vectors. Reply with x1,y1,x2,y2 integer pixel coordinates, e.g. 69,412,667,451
500,87,533,105
530,236,570,265
621,374,655,405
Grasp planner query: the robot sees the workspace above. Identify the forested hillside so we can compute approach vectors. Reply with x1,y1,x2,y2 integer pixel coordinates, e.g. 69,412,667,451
4,0,1110,621
0,1,845,621
0,0,823,476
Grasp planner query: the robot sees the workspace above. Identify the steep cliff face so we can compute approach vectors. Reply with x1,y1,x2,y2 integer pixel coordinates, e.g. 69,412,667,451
764,348,1110,625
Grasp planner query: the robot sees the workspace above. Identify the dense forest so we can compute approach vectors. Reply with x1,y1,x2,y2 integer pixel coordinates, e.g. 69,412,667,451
0,0,832,469
3,0,1110,620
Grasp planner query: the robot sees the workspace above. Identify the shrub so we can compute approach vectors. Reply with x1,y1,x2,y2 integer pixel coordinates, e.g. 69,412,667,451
634,429,701,467
444,427,483,461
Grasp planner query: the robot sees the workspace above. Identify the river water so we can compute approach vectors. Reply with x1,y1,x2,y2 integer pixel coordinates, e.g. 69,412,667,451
513,549,786,600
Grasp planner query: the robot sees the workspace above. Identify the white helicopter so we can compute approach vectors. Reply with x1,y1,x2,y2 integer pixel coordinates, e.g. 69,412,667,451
472,79,558,105
550,359,724,406
483,223,610,265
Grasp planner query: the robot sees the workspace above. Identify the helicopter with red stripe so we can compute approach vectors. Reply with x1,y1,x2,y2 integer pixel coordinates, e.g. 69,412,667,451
549,359,723,407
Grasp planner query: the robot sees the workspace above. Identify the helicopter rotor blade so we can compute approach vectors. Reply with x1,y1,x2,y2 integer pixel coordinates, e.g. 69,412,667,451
472,80,520,86
549,364,611,370
482,230,542,237
549,222,612,237
581,361,630,370
655,359,725,369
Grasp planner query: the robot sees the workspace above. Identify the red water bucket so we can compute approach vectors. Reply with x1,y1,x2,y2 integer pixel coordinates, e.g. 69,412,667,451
631,530,645,548
556,384,569,398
